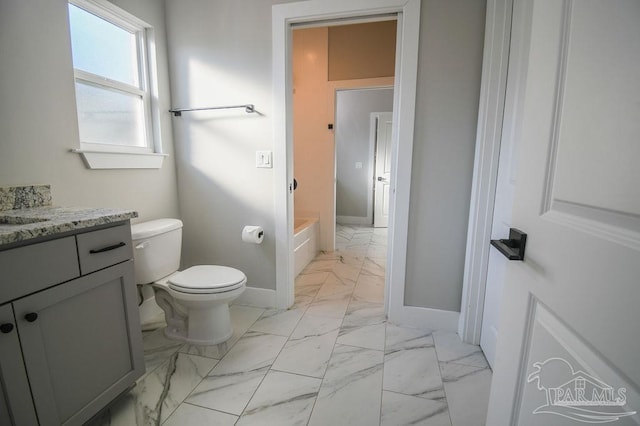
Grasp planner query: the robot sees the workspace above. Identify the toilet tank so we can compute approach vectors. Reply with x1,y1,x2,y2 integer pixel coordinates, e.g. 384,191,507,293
131,218,183,284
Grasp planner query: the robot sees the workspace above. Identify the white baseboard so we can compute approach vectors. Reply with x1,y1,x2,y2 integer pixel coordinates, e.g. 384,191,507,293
336,215,371,226
388,305,460,332
234,286,277,309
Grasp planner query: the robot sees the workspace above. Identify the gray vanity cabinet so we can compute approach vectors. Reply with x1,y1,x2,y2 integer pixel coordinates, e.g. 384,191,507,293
0,304,39,425
0,222,144,426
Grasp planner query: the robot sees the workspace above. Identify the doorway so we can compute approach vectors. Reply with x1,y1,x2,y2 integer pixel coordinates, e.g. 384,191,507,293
272,0,422,316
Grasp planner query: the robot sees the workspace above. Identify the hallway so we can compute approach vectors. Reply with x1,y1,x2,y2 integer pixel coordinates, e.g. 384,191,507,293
90,225,491,425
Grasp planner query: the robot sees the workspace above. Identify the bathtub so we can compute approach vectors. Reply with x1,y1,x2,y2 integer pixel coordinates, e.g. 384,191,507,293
294,217,320,277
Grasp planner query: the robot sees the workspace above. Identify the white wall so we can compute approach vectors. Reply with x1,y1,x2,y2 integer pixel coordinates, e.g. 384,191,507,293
0,0,179,222
165,0,485,308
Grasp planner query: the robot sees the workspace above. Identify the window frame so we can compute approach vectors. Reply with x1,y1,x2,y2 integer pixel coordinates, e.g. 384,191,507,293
68,0,166,168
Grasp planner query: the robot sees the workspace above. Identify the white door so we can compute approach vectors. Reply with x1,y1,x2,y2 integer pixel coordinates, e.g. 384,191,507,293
487,0,640,424
480,92,520,369
374,112,393,228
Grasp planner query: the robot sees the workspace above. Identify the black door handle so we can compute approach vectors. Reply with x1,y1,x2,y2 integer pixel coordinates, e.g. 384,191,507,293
0,323,14,333
491,228,527,261
24,312,38,322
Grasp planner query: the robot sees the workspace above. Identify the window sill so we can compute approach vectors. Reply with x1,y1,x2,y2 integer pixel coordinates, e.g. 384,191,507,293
71,149,167,169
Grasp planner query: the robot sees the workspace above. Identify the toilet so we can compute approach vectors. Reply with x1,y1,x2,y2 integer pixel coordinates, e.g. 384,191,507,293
131,218,246,345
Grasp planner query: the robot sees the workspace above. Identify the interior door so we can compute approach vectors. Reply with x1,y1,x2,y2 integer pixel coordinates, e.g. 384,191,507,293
487,0,640,424
480,96,519,369
374,112,393,228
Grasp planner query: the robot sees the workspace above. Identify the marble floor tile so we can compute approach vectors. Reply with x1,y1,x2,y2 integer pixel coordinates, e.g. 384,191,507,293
272,314,342,378
362,257,386,277
249,307,305,337
385,323,434,351
336,251,366,266
163,403,238,426
332,261,362,285
293,293,315,308
185,331,288,415
353,273,385,303
91,352,217,425
101,224,493,426
313,251,342,261
295,271,329,287
305,259,338,273
295,283,323,298
237,371,321,426
308,344,384,426
381,391,451,426
440,362,492,426
180,304,264,360
384,325,444,400
367,246,387,258
141,328,184,377
433,330,489,368
337,300,386,350
186,366,269,417
315,274,356,298
305,290,351,319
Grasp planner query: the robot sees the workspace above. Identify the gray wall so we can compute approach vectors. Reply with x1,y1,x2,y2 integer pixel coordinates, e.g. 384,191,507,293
335,88,394,220
164,0,289,289
405,0,486,311
0,0,484,311
165,0,485,309
0,0,179,222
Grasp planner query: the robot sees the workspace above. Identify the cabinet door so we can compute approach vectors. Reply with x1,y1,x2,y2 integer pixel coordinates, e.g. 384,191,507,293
14,260,144,426
0,304,38,426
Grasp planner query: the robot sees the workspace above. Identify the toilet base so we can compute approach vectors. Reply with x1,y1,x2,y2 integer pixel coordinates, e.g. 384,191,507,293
162,302,234,345
152,283,245,346
163,324,233,346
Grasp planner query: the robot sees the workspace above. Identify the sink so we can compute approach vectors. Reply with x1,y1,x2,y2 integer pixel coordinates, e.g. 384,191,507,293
0,216,50,225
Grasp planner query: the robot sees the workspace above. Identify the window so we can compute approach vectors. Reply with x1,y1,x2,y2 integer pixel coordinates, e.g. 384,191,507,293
68,0,165,168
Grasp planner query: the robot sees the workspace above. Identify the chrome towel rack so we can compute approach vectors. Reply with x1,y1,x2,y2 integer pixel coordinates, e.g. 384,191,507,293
169,104,255,117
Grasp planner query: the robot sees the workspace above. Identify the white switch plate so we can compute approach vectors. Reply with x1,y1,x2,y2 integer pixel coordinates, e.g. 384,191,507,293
355,162,363,169
256,151,272,168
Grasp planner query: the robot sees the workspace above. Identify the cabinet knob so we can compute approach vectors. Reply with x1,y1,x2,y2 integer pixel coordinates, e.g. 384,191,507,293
24,313,38,323
0,323,14,333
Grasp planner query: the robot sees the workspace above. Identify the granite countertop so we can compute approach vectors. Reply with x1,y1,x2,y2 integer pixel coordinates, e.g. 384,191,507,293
0,206,138,246
0,185,137,246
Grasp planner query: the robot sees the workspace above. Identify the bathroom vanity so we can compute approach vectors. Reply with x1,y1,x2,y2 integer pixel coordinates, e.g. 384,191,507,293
0,186,143,426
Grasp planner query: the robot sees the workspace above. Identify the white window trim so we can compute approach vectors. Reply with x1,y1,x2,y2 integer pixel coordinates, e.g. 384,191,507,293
69,0,166,169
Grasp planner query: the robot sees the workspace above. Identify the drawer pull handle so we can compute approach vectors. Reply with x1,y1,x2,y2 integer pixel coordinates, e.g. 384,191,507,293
89,242,126,254
0,323,14,333
24,313,38,323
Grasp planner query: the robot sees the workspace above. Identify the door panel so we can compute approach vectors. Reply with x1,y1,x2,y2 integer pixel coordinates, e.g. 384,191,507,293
487,0,640,423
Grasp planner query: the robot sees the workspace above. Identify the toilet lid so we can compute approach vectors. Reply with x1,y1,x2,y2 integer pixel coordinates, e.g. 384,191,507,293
168,265,247,293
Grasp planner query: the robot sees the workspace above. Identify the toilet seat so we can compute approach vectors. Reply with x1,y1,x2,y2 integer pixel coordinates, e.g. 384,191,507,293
168,265,247,294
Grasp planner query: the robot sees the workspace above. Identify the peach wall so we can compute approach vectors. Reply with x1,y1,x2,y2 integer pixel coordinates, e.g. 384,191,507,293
293,24,395,251
292,27,334,250
328,20,397,81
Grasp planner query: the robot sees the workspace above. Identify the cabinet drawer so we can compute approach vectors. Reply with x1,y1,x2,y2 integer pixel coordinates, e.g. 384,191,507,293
76,224,133,275
0,237,79,304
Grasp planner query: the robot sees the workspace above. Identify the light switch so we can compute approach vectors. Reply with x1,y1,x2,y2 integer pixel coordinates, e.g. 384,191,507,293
355,162,363,169
256,151,272,168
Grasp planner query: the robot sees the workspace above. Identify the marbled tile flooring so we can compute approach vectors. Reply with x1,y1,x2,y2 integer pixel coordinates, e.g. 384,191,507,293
89,225,492,426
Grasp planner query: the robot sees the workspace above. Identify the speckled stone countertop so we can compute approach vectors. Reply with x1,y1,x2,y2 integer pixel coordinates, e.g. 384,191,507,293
0,185,138,246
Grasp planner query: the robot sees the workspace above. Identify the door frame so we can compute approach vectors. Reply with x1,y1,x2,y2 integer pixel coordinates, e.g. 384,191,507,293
272,0,420,316
458,0,515,343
